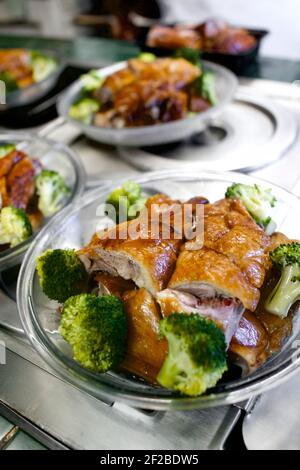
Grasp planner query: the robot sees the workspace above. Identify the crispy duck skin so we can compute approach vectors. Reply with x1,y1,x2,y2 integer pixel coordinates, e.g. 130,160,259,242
0,149,26,179
0,177,9,207
93,272,136,299
120,288,168,383
6,157,35,210
157,198,270,344
147,25,201,50
78,195,183,295
0,49,33,86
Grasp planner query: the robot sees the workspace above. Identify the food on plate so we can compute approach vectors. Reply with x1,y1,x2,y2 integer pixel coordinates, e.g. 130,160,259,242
0,49,57,91
37,249,89,303
0,146,70,251
265,243,300,318
35,170,71,217
106,181,147,223
157,197,270,344
225,182,277,233
36,180,299,397
157,313,227,396
121,288,168,382
59,294,127,373
0,206,32,248
68,55,217,128
147,19,257,55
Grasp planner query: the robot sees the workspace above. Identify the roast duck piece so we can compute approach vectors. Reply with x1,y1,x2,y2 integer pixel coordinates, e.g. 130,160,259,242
80,194,296,381
93,58,201,128
147,19,257,54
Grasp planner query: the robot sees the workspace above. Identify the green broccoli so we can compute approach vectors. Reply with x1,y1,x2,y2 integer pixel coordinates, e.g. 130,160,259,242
225,183,277,233
174,48,202,68
106,181,147,223
265,243,300,318
37,249,88,303
0,206,32,247
30,50,58,82
0,71,18,92
80,70,104,92
69,97,100,124
35,169,71,217
157,313,227,397
59,294,127,373
0,143,16,159
194,71,217,105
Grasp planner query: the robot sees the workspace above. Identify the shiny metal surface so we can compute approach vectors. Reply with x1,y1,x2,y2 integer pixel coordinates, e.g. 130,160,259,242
0,330,240,449
58,60,238,147
118,90,298,172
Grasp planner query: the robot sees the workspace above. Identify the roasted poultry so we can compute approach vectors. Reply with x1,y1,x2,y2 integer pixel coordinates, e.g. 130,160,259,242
147,19,257,54
80,57,212,128
79,194,183,295
0,49,33,88
157,198,271,344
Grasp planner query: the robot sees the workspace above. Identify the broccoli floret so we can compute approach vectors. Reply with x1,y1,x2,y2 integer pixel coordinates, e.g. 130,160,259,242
0,206,32,247
69,97,100,124
265,243,300,318
194,71,217,105
30,51,58,82
174,48,202,68
0,143,16,159
106,181,146,223
225,183,277,233
36,169,71,217
80,70,104,92
157,313,227,397
59,294,127,373
0,71,18,92
37,249,88,303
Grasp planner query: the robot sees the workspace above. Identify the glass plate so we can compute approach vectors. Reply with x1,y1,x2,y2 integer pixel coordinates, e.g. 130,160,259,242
17,170,300,410
0,133,85,271
58,61,237,147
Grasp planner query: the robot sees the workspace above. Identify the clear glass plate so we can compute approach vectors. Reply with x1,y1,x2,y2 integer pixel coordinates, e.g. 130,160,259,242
17,170,300,410
58,61,238,147
0,133,85,271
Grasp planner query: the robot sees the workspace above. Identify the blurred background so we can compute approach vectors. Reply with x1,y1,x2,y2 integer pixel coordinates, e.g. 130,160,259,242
0,0,299,60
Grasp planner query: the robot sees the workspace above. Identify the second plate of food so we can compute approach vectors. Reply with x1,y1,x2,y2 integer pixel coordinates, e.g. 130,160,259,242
17,170,300,410
58,55,237,146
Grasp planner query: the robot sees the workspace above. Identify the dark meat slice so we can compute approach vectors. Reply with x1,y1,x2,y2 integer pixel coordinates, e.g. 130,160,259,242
229,311,269,373
121,288,168,383
6,156,35,210
0,149,25,178
147,25,201,50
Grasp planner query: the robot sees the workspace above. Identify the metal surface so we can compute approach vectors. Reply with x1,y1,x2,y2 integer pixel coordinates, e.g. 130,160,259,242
118,90,298,172
58,60,238,147
0,330,240,450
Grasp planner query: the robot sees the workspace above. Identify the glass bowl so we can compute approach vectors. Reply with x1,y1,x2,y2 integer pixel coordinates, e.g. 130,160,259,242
0,132,85,271
17,170,300,410
58,60,238,147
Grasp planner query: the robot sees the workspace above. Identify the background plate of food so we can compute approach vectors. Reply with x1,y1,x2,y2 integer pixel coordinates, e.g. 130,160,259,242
58,54,237,146
0,133,85,271
0,48,63,111
17,170,300,410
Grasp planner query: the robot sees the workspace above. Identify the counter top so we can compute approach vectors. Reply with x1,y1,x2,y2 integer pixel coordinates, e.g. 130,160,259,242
0,34,299,83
